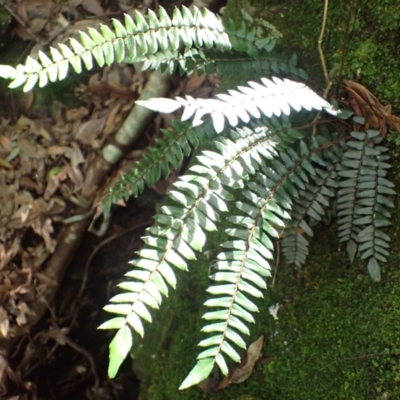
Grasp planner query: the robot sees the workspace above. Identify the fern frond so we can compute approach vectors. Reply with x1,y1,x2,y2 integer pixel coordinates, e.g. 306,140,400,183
181,131,302,388
103,119,216,217
337,129,394,281
100,126,279,379
214,52,308,85
137,77,338,133
280,136,343,267
224,19,280,58
0,6,230,91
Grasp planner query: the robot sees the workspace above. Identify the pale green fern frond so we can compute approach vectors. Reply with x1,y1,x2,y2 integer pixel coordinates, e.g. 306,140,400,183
0,6,230,92
137,77,338,133
100,124,281,379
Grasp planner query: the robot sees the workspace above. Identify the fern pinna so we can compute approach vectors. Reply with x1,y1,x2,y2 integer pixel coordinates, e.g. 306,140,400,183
0,5,395,391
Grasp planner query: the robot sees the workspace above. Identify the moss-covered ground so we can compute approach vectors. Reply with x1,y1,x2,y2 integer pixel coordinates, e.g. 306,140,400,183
226,0,400,113
130,2,400,399
132,196,400,399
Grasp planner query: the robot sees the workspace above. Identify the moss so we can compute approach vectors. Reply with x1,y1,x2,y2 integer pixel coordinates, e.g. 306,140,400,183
129,2,400,398
255,0,400,113
133,209,400,399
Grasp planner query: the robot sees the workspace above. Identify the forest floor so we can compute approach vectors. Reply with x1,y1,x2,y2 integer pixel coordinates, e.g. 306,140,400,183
2,0,400,399
0,0,220,398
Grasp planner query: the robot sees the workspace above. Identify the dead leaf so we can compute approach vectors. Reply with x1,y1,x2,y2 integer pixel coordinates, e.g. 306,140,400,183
30,18,47,34
18,138,46,160
65,106,89,122
31,217,56,253
0,135,14,152
344,80,400,137
198,363,220,395
74,117,106,148
218,335,265,390
185,70,207,93
81,0,104,16
104,103,121,135
70,142,85,167
22,91,35,111
0,158,12,169
0,307,9,337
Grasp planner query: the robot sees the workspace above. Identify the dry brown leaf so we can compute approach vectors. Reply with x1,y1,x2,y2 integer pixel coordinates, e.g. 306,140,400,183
185,70,207,93
81,0,104,16
218,335,264,390
22,91,35,111
69,0,83,7
20,176,42,194
31,218,56,253
0,135,14,152
104,103,121,135
30,18,47,34
198,364,220,395
65,106,90,122
18,137,46,160
0,307,9,337
344,80,400,137
74,117,106,148
70,142,85,167
47,145,71,156
0,159,12,169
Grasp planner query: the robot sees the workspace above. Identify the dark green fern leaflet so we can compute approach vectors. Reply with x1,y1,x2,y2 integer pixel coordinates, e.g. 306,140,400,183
212,52,308,86
280,136,344,267
337,129,394,281
103,119,216,219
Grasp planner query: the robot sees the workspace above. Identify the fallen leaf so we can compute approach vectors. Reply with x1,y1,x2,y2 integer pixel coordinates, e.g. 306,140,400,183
344,80,400,137
218,335,265,390
185,70,207,93
65,106,89,122
104,103,121,135
81,0,104,16
74,117,106,148
198,363,220,395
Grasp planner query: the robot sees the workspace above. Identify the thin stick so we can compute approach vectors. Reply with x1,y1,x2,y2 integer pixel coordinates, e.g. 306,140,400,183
338,0,357,85
272,241,280,287
0,0,42,43
77,219,152,299
318,0,331,99
313,0,331,135
63,336,100,389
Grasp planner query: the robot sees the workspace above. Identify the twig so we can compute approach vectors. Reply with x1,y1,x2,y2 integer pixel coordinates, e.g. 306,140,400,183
272,240,280,287
0,0,42,43
77,219,152,299
338,0,357,85
63,336,100,389
312,0,331,135
318,0,331,99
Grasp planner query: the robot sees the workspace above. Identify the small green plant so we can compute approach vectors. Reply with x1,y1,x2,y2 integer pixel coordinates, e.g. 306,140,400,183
0,5,395,390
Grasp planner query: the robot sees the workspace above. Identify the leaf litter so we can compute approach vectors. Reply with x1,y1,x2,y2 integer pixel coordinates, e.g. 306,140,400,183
0,0,219,395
